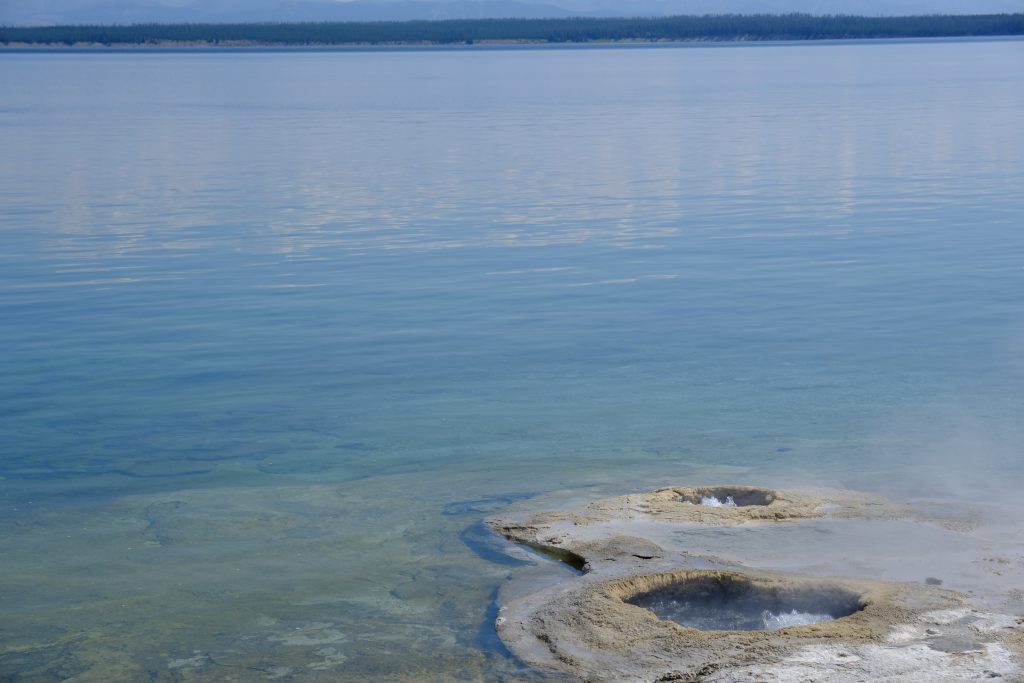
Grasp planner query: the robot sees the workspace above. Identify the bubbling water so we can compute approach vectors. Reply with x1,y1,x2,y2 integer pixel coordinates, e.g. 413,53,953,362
676,487,775,507
761,608,835,629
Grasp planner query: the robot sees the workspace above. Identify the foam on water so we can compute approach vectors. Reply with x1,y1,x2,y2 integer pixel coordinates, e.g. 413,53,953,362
701,495,737,508
761,609,836,629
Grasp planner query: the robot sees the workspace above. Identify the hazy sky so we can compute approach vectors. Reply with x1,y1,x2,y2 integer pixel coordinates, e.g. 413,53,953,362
2,0,1022,26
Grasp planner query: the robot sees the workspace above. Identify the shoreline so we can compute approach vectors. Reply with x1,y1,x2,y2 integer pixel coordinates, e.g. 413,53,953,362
4,13,1021,51
3,34,1022,51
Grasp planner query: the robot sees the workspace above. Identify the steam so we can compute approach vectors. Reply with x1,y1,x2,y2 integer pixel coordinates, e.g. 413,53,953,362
866,404,1024,503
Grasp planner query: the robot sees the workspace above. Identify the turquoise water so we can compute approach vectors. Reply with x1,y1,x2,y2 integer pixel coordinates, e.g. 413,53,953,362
1,39,1023,681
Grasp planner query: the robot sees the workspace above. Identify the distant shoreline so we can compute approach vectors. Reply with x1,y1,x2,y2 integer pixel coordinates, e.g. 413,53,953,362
3,13,1022,49
5,35,1024,51
4,36,1024,51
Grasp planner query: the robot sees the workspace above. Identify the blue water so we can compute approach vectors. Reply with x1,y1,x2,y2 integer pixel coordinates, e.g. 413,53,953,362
1,39,1023,681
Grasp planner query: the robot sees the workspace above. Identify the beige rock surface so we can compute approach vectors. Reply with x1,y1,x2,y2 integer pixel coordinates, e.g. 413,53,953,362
488,485,1024,682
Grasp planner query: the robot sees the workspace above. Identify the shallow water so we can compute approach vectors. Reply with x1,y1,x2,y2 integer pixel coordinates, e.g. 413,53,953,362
1,39,1023,680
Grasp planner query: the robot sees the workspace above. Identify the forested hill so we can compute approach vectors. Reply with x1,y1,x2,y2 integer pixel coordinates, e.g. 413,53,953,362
3,13,1023,47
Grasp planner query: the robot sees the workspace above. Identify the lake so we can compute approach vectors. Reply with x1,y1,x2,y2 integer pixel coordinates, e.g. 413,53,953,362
1,38,1023,681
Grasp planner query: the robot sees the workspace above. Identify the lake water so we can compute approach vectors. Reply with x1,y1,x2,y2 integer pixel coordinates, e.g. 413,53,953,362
1,39,1023,681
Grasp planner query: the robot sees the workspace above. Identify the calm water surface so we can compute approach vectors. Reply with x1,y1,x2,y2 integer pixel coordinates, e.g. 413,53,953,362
1,39,1023,681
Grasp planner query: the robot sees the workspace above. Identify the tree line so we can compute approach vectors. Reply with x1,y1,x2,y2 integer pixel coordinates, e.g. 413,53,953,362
2,13,1022,47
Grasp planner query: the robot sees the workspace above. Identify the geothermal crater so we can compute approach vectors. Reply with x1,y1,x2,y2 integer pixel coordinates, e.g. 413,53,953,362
625,571,862,631
487,484,1024,682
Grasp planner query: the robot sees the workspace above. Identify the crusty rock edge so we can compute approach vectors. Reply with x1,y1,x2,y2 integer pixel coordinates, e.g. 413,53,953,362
487,485,1024,682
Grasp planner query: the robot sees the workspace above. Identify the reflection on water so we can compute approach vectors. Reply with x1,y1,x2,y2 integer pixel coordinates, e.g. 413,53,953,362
1,39,1023,680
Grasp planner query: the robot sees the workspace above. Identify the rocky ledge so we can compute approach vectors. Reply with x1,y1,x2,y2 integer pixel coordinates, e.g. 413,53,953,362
487,485,1024,682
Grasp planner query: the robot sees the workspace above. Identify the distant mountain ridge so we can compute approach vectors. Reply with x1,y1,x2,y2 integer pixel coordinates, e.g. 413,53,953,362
4,0,1023,26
